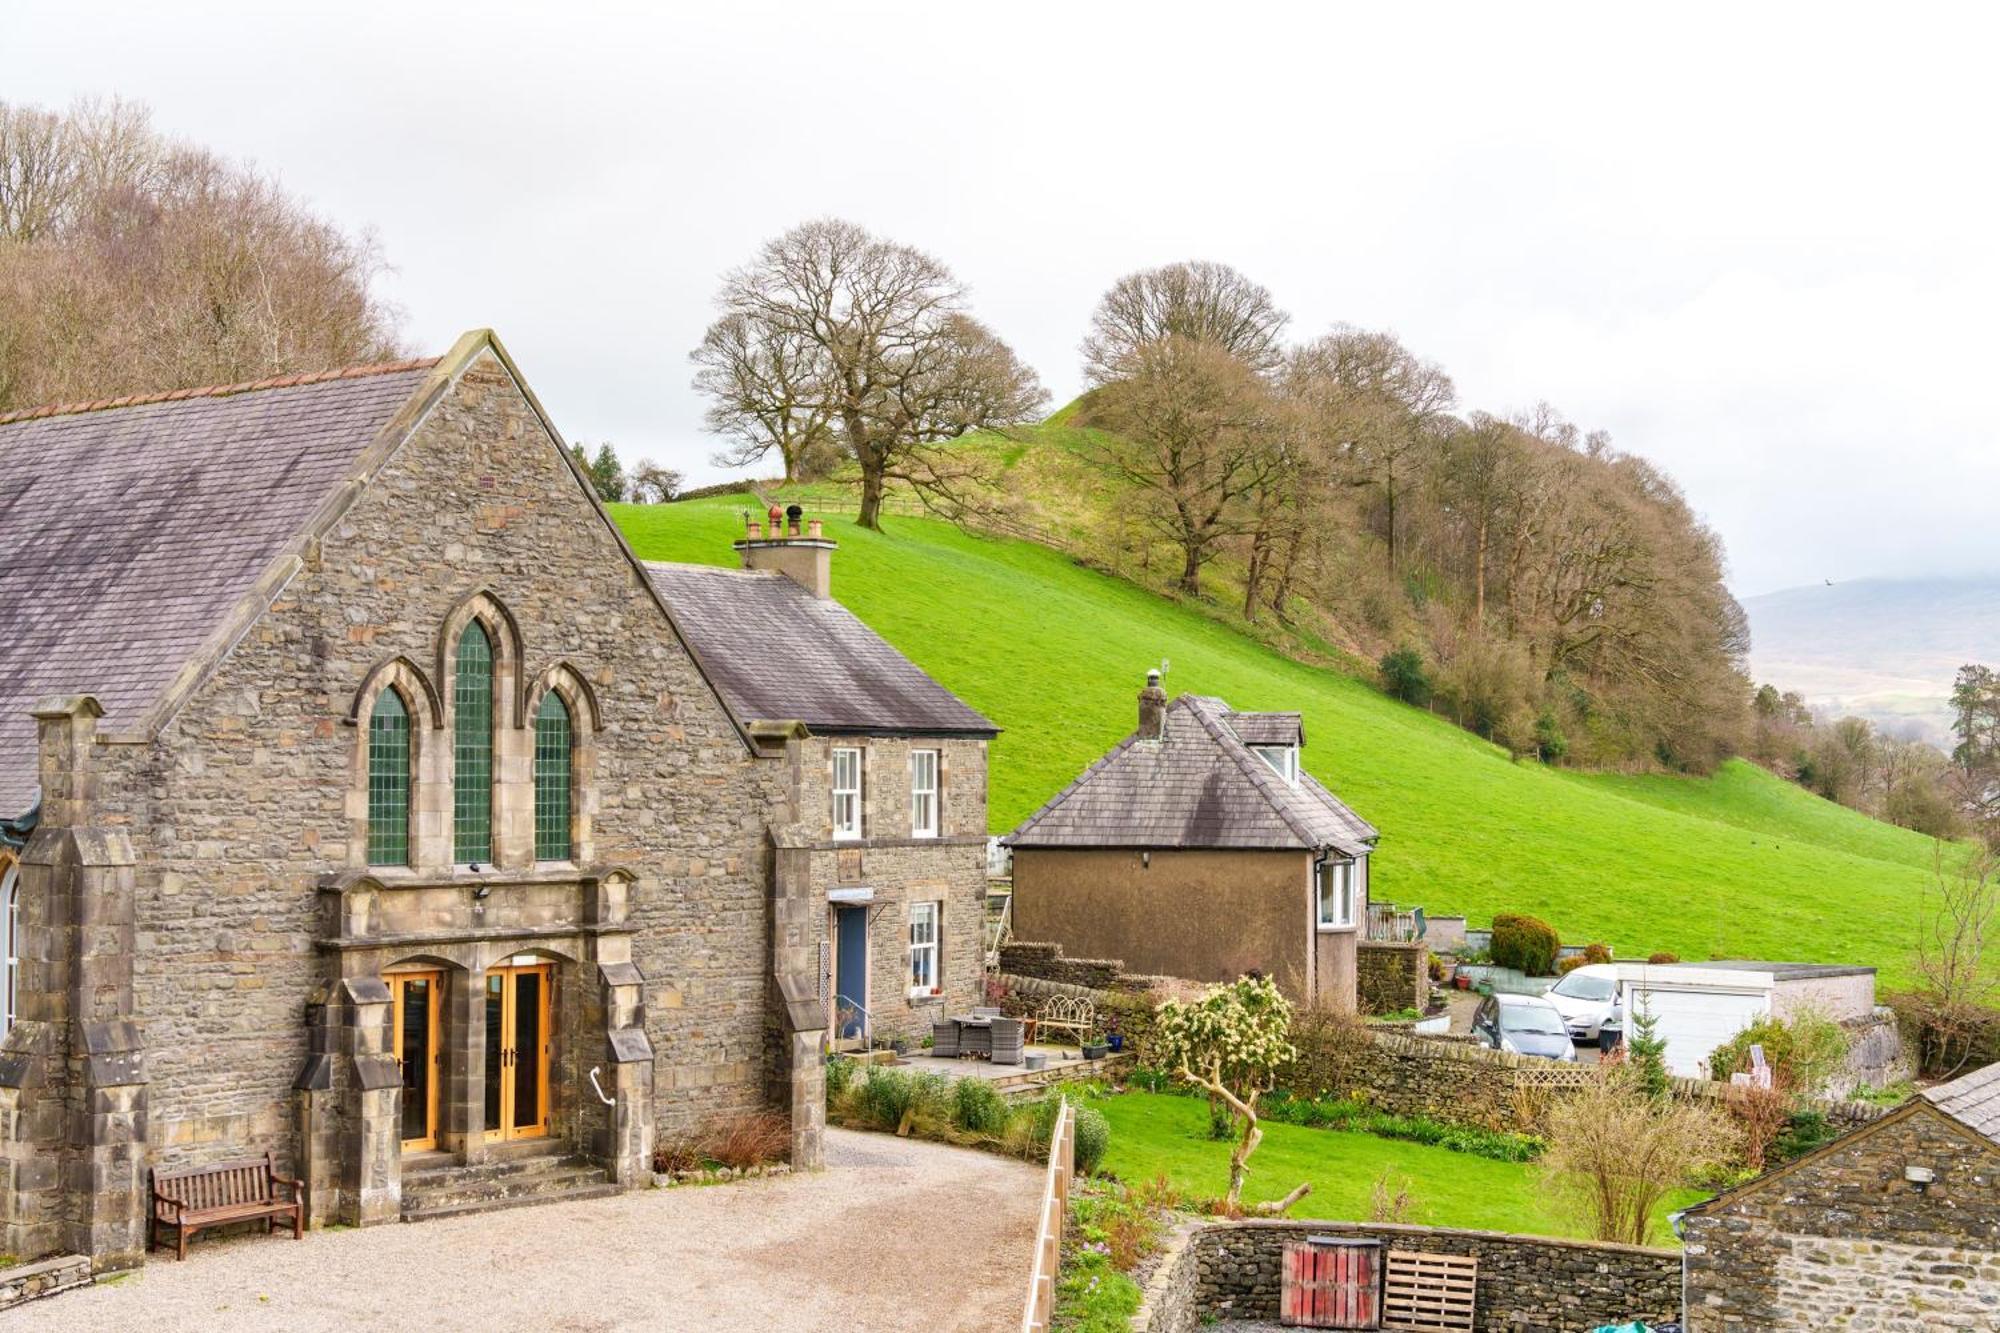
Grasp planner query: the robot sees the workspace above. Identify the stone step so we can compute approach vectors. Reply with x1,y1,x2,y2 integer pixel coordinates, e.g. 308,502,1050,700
403,1164,607,1209
401,1179,621,1224
402,1146,576,1185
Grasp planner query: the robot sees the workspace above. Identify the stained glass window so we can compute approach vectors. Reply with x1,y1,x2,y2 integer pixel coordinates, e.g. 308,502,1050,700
534,691,572,861
454,621,494,864
367,689,411,866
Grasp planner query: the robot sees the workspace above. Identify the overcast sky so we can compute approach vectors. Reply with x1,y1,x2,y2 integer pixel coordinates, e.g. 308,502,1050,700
9,2,1997,596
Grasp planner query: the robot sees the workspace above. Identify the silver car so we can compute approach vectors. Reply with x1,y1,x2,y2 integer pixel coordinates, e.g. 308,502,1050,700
1543,964,1620,1041
1470,993,1579,1062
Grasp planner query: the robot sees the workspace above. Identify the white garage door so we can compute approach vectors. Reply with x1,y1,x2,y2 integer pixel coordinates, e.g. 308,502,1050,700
1626,985,1769,1077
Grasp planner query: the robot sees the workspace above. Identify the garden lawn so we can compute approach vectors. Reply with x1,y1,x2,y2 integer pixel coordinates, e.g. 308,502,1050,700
615,498,1948,987
1091,1092,1700,1245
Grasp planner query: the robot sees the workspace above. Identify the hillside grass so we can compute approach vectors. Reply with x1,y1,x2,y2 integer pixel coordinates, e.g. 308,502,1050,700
1093,1092,1699,1243
614,497,1946,985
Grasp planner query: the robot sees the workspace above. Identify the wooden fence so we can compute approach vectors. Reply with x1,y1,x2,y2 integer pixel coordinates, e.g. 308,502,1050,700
1020,1097,1076,1333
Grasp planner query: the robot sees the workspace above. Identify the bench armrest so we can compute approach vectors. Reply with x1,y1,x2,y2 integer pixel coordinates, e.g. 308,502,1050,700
269,1172,304,1203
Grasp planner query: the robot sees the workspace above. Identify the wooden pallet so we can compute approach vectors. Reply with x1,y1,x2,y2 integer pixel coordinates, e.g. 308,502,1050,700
1381,1249,1477,1332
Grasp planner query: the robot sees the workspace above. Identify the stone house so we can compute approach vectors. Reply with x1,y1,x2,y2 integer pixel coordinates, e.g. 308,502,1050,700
1681,1059,2000,1330
646,534,997,1049
0,330,989,1271
1005,672,1376,1010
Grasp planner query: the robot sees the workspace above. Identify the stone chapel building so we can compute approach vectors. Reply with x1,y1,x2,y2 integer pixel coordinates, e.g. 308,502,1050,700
0,330,991,1270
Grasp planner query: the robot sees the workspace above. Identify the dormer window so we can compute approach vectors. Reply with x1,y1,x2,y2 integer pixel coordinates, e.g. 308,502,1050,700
1253,744,1298,785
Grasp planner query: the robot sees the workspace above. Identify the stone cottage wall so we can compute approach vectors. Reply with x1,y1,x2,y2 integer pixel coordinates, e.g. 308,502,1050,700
1133,1219,1681,1332
1682,1104,2000,1331
795,734,987,1046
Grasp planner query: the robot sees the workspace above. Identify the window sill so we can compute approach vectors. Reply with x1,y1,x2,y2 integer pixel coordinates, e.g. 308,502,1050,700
908,990,945,1005
1316,924,1358,934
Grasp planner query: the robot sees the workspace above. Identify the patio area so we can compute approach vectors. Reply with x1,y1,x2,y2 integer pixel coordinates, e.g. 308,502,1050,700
894,1043,1134,1094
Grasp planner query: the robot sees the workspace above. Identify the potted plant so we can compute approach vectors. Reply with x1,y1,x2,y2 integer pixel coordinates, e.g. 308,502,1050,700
1105,1014,1124,1053
1081,1032,1110,1061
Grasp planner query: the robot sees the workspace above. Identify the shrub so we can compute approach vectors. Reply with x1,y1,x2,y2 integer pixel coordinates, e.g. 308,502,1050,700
1708,1011,1850,1096
701,1111,791,1170
1379,646,1432,706
653,1131,704,1175
1582,942,1613,965
1074,1105,1110,1174
852,1068,950,1133
824,1054,856,1102
1557,955,1589,976
1647,951,1681,965
1542,1066,1741,1246
1534,711,1569,763
1490,913,1561,976
951,1077,1009,1137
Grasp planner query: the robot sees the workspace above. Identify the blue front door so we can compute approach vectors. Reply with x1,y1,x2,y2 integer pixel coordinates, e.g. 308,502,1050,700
835,906,868,1040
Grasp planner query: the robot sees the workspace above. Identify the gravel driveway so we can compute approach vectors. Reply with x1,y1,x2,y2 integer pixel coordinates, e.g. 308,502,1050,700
6,1130,1039,1333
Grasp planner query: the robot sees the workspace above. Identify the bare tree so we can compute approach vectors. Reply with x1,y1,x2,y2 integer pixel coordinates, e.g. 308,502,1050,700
1541,1068,1739,1246
1082,259,1289,384
629,461,683,504
690,218,1046,528
1913,845,1999,1075
0,96,402,412
1079,336,1279,596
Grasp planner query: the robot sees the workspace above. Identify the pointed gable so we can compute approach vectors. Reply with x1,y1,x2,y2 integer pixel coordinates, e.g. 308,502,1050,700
1003,693,1375,853
0,361,438,817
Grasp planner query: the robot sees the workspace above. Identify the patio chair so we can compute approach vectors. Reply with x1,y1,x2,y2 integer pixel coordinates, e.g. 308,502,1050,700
931,1022,961,1059
990,1017,1024,1066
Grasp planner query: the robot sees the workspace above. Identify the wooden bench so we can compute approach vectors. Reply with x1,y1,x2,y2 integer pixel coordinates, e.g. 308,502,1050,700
149,1152,303,1261
1035,995,1098,1052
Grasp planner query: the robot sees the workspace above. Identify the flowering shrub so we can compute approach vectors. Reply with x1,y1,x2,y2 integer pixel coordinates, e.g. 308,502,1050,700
1151,975,1309,1213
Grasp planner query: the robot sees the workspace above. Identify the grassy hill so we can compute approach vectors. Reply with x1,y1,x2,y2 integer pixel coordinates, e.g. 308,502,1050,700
615,497,1947,988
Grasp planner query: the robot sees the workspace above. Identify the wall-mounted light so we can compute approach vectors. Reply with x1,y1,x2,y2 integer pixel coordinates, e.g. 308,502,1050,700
1141,851,1150,869
1905,1164,1935,1192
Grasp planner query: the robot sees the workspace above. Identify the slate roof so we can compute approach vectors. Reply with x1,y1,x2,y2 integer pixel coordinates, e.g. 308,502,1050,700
0,361,438,818
641,562,997,738
1924,1060,2000,1146
1003,693,1376,854
1226,711,1302,746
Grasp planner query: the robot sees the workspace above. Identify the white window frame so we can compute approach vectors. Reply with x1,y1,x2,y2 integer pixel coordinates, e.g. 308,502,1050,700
910,749,940,839
908,901,940,996
1,863,16,1036
1254,744,1299,785
1317,859,1357,931
832,747,862,841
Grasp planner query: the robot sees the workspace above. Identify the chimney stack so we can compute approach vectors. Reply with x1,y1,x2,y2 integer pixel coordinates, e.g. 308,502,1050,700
735,506,836,599
1137,669,1167,740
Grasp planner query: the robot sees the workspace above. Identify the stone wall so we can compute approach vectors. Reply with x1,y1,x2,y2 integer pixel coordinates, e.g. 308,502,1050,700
1683,1102,2000,1331
994,973,1162,1056
0,1254,91,1311
1356,941,1429,1015
1133,1219,1681,1332
998,942,1162,994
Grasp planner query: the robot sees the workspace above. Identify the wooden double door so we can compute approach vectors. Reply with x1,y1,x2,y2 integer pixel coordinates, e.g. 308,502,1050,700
484,961,552,1143
389,960,554,1152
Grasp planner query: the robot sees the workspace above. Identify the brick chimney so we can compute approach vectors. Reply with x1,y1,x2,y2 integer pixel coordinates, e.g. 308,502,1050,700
734,504,835,598
1137,669,1167,740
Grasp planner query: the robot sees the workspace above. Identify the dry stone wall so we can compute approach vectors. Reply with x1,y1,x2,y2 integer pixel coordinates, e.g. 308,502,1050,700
1356,940,1429,1015
1134,1219,1682,1332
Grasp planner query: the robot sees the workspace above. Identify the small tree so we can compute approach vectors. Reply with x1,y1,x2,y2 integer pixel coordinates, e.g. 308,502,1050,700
1151,976,1309,1214
1626,995,1671,1099
1542,1067,1739,1245
1379,646,1432,706
629,461,683,504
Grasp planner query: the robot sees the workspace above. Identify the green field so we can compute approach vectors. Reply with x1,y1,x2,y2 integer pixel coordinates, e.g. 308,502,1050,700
614,497,1946,986
1092,1092,1697,1243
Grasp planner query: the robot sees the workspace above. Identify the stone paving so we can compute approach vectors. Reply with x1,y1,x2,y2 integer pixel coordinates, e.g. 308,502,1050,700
3,1129,1039,1333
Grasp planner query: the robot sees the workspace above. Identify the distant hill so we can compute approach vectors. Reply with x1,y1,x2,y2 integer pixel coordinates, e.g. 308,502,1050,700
619,497,1951,988
1743,578,2000,743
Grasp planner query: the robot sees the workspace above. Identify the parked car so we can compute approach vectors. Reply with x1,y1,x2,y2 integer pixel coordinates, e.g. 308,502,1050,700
1543,963,1620,1041
1470,993,1579,1062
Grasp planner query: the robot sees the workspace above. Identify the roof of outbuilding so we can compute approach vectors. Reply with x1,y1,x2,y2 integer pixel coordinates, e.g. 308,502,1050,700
641,562,997,738
1002,693,1375,854
1924,1060,2000,1145
0,360,439,819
